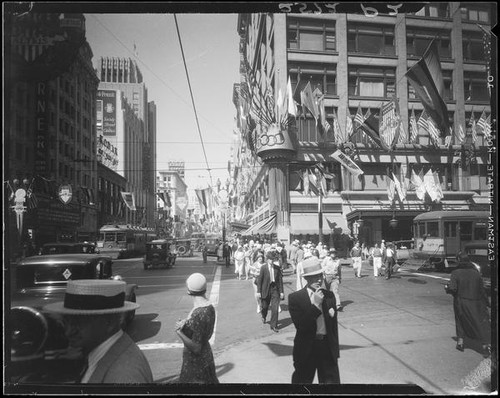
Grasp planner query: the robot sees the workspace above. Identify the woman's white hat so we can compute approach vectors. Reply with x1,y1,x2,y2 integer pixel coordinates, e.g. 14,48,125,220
186,273,207,294
44,279,139,315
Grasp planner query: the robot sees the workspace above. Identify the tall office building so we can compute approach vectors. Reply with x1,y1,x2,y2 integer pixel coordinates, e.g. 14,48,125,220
231,3,494,250
96,57,157,228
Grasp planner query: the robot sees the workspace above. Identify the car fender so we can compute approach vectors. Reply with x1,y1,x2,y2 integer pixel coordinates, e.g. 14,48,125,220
125,283,138,299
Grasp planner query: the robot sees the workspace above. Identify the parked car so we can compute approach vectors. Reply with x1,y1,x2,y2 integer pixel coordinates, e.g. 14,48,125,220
463,241,490,277
143,239,176,270
12,253,137,326
393,240,414,265
39,242,99,255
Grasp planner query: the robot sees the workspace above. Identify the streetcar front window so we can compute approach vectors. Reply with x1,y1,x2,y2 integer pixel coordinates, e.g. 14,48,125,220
459,222,473,241
418,223,426,238
474,226,487,240
104,233,115,242
116,233,126,242
427,222,439,238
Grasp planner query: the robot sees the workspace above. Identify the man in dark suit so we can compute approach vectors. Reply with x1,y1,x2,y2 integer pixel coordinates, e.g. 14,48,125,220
288,256,340,384
255,250,284,333
222,241,232,268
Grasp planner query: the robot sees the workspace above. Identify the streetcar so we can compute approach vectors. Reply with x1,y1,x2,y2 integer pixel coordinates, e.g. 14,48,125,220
412,210,489,271
96,224,156,259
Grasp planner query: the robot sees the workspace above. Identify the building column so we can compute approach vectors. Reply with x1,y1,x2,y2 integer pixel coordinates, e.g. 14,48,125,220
269,163,290,244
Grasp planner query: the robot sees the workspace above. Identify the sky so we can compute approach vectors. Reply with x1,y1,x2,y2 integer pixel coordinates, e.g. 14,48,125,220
84,13,240,191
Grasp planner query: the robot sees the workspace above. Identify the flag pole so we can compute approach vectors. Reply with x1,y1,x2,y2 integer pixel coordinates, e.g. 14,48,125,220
318,193,323,245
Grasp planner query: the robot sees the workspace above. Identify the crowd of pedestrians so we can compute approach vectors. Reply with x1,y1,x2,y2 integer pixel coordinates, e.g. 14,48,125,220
38,235,491,387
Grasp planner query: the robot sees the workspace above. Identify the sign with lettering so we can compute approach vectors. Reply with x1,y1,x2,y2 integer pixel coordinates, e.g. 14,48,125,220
97,90,117,136
331,150,364,176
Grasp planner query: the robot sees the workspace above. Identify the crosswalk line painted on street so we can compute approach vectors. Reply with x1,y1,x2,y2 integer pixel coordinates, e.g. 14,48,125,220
138,265,222,351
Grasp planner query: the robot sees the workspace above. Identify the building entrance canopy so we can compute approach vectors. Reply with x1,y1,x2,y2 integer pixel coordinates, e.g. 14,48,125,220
241,213,277,236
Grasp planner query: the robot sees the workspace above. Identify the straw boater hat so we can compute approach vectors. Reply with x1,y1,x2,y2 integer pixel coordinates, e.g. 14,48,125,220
301,257,324,277
44,279,139,315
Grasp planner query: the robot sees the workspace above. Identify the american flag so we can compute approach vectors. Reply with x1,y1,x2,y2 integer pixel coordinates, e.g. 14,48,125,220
427,117,441,147
470,111,478,143
354,103,364,128
483,114,492,139
345,108,353,141
477,110,489,137
380,100,399,148
410,108,419,143
332,108,343,145
417,110,428,135
457,124,466,144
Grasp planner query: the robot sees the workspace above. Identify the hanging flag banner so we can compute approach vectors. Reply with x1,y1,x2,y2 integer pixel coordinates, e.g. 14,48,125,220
121,191,136,211
331,150,364,176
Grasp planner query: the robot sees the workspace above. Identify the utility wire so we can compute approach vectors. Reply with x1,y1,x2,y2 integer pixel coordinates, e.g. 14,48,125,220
173,14,213,187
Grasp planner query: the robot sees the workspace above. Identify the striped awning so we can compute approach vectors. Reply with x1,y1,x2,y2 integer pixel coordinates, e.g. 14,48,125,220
241,213,277,235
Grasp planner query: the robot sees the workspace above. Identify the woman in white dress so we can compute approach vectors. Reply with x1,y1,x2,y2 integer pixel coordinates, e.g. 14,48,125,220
234,246,245,280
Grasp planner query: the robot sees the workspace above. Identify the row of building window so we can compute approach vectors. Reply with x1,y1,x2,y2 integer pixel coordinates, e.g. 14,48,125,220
287,20,489,61
290,66,489,102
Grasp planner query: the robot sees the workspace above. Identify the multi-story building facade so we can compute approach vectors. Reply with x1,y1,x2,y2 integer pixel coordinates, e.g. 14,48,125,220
232,3,494,250
96,57,156,228
156,169,188,237
5,12,100,252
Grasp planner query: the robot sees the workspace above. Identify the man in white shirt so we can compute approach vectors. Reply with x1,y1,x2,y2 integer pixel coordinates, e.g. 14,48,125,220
321,248,342,311
384,242,397,280
45,279,153,383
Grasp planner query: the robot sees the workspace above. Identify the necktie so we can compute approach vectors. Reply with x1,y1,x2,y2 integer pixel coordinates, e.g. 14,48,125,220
269,264,274,282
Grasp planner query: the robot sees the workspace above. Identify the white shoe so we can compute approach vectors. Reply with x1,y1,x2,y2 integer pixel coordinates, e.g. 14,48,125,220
278,305,282,313
257,305,261,313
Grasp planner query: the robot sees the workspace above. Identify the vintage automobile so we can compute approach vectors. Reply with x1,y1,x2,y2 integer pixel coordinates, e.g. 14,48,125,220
8,253,139,383
393,240,415,265
39,242,99,255
463,241,490,277
12,253,137,326
143,239,176,270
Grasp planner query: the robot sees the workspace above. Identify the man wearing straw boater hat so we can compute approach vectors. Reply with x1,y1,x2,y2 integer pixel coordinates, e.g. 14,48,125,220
44,279,153,383
288,256,340,384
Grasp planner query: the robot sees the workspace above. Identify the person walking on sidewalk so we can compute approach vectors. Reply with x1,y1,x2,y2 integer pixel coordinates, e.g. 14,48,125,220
321,248,342,311
289,240,299,274
234,246,245,280
222,242,232,268
255,251,284,333
288,257,340,384
350,241,363,278
445,252,491,357
371,243,383,277
384,243,396,280
249,251,265,314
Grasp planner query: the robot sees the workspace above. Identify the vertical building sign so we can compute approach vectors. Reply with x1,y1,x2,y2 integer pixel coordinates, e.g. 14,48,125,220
97,90,117,136
34,82,49,175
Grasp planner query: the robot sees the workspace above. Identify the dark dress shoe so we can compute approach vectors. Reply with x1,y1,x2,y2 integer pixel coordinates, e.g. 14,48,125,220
482,345,491,358
261,317,266,324
271,327,279,333
456,343,464,352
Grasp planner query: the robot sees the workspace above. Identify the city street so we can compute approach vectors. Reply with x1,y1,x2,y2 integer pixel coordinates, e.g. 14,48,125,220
113,253,494,394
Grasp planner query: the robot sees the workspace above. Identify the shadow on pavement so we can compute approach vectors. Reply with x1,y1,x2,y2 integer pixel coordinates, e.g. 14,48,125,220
127,313,162,342
340,300,354,309
216,362,235,378
407,278,428,284
262,342,293,356
277,316,294,329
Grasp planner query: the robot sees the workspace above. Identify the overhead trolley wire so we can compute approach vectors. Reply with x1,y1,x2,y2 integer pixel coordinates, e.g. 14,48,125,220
173,14,213,187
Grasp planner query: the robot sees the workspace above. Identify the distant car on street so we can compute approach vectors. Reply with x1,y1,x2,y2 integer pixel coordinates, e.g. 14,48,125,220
393,240,414,265
39,242,99,255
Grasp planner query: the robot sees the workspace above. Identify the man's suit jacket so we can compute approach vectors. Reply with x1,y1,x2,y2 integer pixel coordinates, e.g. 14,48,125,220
288,287,340,363
255,262,284,299
87,332,153,383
